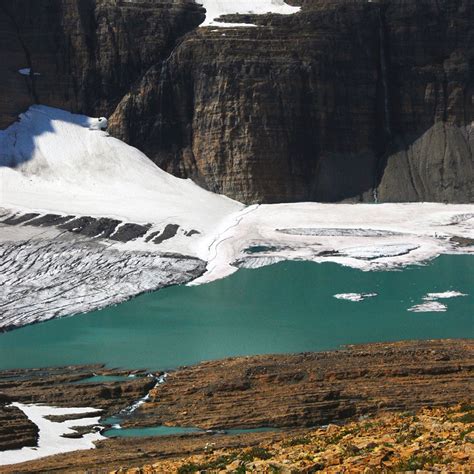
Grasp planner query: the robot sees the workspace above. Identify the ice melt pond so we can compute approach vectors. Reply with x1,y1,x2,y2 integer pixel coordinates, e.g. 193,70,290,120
0,255,472,371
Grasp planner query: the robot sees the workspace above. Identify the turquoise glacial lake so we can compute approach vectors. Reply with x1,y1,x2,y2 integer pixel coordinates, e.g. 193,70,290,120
0,255,472,371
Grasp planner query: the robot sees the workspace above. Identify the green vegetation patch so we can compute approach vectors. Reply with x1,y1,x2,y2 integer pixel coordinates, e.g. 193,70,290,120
282,436,312,447
240,447,272,462
394,453,447,470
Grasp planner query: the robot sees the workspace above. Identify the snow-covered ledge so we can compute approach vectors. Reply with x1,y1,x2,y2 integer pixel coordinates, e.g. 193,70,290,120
199,0,300,27
0,403,103,466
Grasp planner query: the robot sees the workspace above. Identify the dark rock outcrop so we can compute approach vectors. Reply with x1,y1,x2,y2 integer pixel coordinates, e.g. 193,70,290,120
0,0,204,128
0,403,38,451
1,0,472,203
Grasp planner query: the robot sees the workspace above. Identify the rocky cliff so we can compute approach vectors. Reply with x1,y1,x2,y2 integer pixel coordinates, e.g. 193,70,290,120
0,0,204,128
1,0,473,203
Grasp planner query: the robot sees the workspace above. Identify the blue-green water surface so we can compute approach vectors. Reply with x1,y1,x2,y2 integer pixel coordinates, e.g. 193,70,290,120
0,256,472,371
103,426,276,438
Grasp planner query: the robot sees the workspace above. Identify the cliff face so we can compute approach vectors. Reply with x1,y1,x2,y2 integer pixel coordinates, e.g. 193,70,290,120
0,0,204,128
1,0,473,203
109,0,473,204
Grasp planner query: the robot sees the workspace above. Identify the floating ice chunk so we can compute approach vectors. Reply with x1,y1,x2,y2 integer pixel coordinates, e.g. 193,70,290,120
424,291,467,300
407,290,466,313
334,292,377,302
408,301,447,312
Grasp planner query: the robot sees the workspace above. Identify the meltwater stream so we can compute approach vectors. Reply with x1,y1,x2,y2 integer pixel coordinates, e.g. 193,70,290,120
0,255,472,371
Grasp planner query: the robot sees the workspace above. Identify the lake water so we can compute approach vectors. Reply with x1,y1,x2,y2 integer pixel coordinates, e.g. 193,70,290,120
0,256,472,371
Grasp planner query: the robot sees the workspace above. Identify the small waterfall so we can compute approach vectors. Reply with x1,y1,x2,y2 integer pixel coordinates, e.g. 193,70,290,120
373,187,379,204
120,373,168,416
373,5,391,202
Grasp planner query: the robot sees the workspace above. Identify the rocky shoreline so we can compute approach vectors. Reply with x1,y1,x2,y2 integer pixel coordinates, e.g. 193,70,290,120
0,339,471,472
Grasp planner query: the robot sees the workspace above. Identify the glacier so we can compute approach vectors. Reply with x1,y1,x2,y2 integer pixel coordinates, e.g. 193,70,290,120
1,105,473,330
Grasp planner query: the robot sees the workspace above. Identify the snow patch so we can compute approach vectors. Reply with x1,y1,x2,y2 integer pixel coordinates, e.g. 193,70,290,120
334,293,377,302
0,403,103,466
18,68,40,76
199,0,300,27
193,202,474,284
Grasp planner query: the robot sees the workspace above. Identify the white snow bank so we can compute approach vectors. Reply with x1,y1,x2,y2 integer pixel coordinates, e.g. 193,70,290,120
334,293,377,302
0,105,242,258
192,202,474,285
199,0,300,27
0,403,103,466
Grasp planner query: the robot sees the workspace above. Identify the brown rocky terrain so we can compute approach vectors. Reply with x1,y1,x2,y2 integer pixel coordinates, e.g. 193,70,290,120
112,404,474,473
1,0,472,204
127,339,474,431
0,340,472,472
0,403,38,451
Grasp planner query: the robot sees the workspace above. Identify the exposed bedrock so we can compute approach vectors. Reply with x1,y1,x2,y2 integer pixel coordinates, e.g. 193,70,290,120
128,339,474,431
0,403,38,451
1,0,472,203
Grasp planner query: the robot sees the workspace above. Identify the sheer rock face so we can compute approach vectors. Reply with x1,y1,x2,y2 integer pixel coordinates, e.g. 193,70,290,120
0,0,204,128
110,0,474,204
1,0,473,204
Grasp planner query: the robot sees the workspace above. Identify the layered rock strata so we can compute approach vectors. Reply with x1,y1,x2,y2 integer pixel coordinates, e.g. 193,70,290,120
0,404,38,451
110,0,474,203
129,339,473,430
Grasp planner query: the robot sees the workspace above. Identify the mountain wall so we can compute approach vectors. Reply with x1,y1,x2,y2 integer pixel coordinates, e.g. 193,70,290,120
1,0,473,203
0,0,204,128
